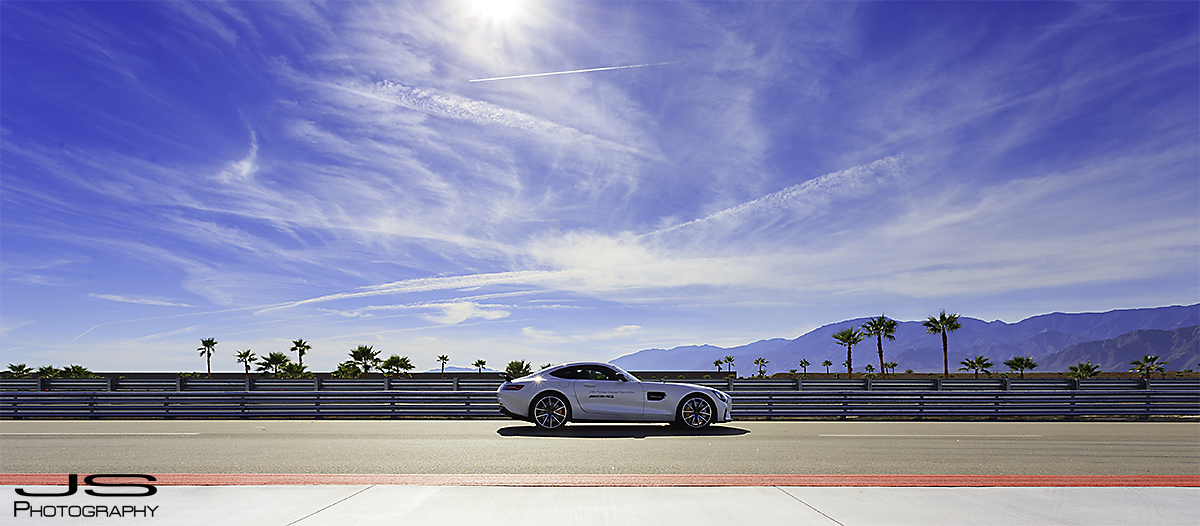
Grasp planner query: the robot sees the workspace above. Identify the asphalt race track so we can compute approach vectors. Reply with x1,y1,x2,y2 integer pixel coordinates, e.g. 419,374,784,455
2,420,1197,476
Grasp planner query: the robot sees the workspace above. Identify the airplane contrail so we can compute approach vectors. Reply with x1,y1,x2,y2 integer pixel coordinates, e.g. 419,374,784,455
469,61,678,82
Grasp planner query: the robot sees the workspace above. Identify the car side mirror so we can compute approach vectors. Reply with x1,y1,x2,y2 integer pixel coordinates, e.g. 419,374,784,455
616,374,627,382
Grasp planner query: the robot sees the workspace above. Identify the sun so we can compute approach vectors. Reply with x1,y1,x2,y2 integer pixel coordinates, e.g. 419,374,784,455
470,0,523,21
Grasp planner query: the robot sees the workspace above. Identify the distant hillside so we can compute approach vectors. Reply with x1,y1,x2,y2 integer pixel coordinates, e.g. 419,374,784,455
1040,325,1200,372
612,304,1199,374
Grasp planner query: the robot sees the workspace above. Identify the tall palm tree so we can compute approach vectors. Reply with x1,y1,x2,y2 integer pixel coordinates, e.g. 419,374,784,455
472,359,487,378
197,338,218,378
1002,356,1038,379
753,357,770,378
832,327,865,379
821,359,833,375
289,339,311,367
437,355,450,378
256,352,291,378
958,355,994,379
723,356,736,374
1067,361,1101,380
798,359,811,375
923,310,962,379
349,345,381,378
862,315,898,378
712,359,724,373
235,349,257,378
1129,355,1168,379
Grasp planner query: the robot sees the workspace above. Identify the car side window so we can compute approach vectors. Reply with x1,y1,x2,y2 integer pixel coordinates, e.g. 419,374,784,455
583,366,619,381
550,367,584,380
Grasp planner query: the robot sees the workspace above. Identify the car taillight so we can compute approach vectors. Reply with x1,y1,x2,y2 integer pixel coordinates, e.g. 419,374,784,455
501,384,524,391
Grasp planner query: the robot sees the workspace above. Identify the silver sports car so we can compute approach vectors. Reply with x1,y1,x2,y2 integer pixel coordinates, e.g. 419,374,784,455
498,361,733,430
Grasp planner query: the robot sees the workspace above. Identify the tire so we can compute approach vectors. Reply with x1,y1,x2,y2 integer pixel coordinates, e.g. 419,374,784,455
531,393,570,430
677,395,714,429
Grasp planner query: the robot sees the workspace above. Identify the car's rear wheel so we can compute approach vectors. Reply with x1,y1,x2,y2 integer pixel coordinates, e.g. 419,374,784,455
677,395,713,429
531,393,570,430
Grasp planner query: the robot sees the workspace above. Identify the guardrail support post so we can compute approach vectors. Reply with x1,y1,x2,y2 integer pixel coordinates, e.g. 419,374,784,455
106,378,114,392
1071,379,1080,390
866,379,873,391
385,377,392,391
37,377,46,392
727,377,734,392
453,378,460,391
934,378,942,391
1002,378,1010,391
795,378,802,391
176,377,184,392
244,378,252,392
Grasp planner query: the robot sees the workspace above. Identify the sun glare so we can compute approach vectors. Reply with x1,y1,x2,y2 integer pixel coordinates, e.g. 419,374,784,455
471,0,523,20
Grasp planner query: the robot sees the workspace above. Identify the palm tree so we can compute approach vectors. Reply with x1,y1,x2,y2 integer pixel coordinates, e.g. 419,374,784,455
821,359,833,375
1002,356,1038,379
1129,355,1168,379
197,338,218,378
60,365,95,379
1067,361,1101,380
235,350,257,378
723,356,736,374
753,357,770,378
349,345,381,378
289,339,311,367
863,364,876,375
505,360,532,378
6,363,33,378
883,361,899,375
923,310,962,378
832,327,865,379
958,355,993,379
712,359,724,373
862,315,898,378
256,352,291,378
332,361,362,379
798,359,811,375
437,355,451,378
36,365,61,379
472,359,487,378
280,362,313,379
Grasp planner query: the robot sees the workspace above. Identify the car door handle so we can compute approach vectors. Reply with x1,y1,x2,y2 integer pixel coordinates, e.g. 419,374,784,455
582,383,596,387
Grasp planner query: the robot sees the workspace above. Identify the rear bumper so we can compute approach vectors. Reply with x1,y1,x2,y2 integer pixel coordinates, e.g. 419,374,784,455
499,404,529,422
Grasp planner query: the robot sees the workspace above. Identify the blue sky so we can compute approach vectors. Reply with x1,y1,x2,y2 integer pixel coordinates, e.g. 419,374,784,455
2,1,1197,373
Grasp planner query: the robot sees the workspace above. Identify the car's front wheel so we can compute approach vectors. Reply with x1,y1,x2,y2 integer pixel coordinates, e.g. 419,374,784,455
531,393,570,430
677,395,714,429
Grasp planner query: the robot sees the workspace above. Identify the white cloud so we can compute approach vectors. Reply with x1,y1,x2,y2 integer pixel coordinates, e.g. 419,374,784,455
421,301,511,325
89,294,193,307
521,326,567,343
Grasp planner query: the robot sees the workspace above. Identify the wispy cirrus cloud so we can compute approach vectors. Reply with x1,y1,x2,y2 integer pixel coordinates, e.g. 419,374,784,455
89,294,193,308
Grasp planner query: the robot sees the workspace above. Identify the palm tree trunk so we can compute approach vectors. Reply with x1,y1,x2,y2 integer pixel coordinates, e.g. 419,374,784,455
877,335,885,379
941,331,949,379
846,347,852,379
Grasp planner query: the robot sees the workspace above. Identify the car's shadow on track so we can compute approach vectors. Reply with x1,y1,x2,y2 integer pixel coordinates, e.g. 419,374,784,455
496,424,750,438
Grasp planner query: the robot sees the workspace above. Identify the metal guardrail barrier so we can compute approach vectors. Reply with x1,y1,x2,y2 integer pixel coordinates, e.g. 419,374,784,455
730,390,1200,419
1,391,502,419
0,378,509,392
2,388,1196,419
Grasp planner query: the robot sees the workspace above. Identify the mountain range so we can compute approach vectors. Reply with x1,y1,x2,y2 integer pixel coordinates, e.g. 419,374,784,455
611,304,1200,374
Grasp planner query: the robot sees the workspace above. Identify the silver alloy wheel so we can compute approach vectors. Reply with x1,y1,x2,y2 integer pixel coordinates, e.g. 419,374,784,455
532,394,568,429
679,396,713,429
